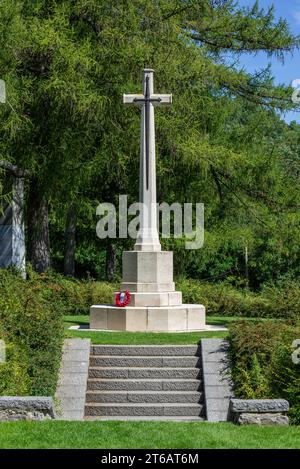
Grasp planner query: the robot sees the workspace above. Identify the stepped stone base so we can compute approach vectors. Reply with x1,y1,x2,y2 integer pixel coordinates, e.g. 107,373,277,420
90,304,205,332
113,291,182,307
90,249,206,331
85,416,204,421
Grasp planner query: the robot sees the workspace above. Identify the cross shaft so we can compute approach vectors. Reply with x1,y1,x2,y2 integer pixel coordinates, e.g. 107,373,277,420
123,69,172,252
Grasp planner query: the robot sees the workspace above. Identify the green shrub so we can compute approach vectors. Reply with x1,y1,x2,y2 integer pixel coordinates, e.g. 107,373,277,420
0,335,30,395
262,280,300,319
25,269,116,316
229,321,300,424
5,273,298,322
178,279,273,317
178,278,300,320
0,268,117,396
0,269,64,396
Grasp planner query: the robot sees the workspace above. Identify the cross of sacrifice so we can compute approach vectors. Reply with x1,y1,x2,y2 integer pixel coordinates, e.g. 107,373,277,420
123,69,172,189
123,69,172,252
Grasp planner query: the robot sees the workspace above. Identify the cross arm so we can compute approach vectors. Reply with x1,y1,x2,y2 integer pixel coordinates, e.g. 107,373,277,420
123,94,144,105
151,94,172,106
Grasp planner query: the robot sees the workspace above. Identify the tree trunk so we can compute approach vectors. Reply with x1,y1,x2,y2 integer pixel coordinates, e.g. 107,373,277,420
245,242,249,289
64,204,77,276
106,241,116,282
27,180,50,273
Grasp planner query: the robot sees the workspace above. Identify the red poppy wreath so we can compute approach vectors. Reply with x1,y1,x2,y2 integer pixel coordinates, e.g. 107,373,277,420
115,290,131,307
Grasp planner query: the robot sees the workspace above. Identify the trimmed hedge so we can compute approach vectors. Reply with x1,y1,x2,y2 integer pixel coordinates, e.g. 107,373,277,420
229,321,300,424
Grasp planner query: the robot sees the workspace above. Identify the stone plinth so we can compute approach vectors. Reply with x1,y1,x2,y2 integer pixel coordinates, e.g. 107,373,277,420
122,251,173,285
90,248,206,332
121,282,176,293
90,304,205,332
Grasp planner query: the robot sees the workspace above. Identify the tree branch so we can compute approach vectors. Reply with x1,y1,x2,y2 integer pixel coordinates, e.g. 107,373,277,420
0,160,30,178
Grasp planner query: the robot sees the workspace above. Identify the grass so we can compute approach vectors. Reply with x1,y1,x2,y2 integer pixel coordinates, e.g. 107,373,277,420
63,315,228,344
63,315,276,345
0,315,295,450
0,421,299,449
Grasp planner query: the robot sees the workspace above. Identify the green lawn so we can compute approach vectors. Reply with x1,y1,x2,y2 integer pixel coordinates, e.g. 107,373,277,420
1,315,294,450
0,421,299,449
64,315,228,344
63,315,276,345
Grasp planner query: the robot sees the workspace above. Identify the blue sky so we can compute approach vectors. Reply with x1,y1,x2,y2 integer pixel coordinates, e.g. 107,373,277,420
233,0,300,123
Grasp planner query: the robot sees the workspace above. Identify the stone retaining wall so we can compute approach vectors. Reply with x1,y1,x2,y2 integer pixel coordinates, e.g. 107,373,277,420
201,339,233,421
55,338,91,420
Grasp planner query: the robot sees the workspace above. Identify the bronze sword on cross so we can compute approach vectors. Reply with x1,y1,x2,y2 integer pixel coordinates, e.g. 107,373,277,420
123,69,172,191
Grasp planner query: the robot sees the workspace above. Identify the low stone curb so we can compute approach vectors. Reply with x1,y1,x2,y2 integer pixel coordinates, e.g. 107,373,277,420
230,399,290,426
0,397,55,421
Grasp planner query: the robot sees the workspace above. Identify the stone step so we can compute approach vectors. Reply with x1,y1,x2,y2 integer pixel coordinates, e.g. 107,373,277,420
86,390,203,404
89,356,201,368
87,378,202,391
85,402,203,417
84,416,205,422
88,367,201,380
91,345,200,356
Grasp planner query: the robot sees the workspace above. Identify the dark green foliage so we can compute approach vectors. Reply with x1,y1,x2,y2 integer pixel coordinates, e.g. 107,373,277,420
0,1,300,284
229,321,300,424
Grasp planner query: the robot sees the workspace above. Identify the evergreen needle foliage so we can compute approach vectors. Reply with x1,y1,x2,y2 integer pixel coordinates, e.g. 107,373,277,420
0,0,299,284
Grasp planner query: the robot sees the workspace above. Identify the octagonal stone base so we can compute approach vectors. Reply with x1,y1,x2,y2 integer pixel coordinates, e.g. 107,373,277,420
113,291,182,307
90,304,205,332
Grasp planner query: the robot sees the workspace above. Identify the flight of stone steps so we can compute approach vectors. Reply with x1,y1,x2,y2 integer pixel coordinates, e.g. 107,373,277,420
85,345,205,420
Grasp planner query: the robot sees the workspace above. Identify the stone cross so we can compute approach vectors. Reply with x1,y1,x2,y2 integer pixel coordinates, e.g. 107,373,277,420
123,69,172,252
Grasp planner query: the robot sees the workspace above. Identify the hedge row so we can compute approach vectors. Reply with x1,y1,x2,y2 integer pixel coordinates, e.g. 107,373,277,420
178,279,300,319
229,321,300,424
2,272,299,320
